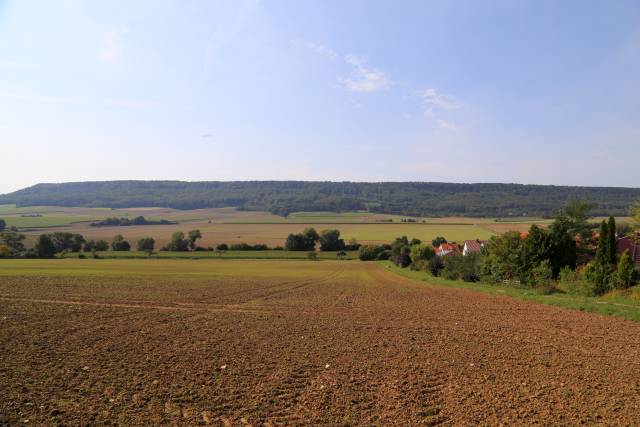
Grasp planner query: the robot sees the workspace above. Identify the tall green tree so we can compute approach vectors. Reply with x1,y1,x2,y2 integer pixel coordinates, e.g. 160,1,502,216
594,220,609,269
187,229,202,251
166,232,189,251
617,250,635,288
607,216,617,265
319,229,345,251
562,200,596,242
0,218,6,232
547,217,577,277
35,234,56,258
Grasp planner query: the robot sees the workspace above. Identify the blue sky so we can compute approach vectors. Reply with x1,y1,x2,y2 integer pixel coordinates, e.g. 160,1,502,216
1,0,639,194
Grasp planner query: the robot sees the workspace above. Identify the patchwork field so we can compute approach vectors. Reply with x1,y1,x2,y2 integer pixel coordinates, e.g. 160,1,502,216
2,259,640,425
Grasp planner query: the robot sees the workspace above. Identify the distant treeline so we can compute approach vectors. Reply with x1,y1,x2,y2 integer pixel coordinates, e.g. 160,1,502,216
2,180,640,217
90,216,176,227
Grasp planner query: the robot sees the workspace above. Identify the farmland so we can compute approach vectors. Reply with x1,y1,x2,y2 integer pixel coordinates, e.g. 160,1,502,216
2,259,640,425
2,204,558,249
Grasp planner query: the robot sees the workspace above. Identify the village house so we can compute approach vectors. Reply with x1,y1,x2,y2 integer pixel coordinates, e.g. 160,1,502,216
436,242,461,257
617,232,640,265
462,239,487,256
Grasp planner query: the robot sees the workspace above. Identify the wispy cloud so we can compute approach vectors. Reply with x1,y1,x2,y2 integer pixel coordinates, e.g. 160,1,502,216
437,119,456,130
421,88,460,111
420,88,461,131
100,27,129,61
338,55,392,93
305,42,338,60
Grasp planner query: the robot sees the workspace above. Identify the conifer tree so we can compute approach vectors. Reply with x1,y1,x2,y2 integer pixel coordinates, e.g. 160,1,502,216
607,216,617,265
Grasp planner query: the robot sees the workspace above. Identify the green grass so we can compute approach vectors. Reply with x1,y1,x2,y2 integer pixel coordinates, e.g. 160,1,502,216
58,250,359,260
2,214,97,228
383,261,640,322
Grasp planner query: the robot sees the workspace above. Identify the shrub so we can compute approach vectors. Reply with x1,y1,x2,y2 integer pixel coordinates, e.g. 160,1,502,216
111,235,131,251
94,240,109,251
358,245,383,261
137,237,155,253
216,243,229,251
428,256,444,277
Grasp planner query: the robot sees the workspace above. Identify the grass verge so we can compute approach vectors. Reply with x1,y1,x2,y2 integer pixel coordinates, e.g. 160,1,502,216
382,261,640,322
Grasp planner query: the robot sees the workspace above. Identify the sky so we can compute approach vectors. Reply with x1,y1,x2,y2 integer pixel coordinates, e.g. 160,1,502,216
1,0,639,194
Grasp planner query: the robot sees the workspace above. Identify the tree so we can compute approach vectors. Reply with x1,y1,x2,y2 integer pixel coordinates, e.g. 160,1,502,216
319,229,345,251
358,245,383,261
391,236,411,267
562,200,596,242
0,229,26,255
0,218,5,232
111,235,131,251
216,243,228,251
137,237,155,254
520,225,552,276
428,256,444,277
410,244,436,262
607,216,617,265
83,240,96,252
71,234,86,252
632,202,640,230
547,216,577,278
285,228,319,251
302,228,319,250
94,239,109,251
483,231,524,282
188,229,202,251
285,233,305,251
0,244,11,258
166,231,189,251
432,236,447,248
594,220,610,270
617,250,635,288
34,234,56,258
51,232,74,253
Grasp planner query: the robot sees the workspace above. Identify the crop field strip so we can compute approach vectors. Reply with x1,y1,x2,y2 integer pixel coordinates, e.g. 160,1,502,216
3,259,640,425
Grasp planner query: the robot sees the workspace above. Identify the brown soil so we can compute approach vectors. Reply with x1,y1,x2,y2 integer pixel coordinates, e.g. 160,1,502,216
2,261,640,425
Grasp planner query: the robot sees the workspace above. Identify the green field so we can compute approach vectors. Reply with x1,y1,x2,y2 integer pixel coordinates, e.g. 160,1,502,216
59,250,359,260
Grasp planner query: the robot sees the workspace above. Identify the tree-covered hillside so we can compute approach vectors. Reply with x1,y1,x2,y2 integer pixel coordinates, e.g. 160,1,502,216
1,181,638,217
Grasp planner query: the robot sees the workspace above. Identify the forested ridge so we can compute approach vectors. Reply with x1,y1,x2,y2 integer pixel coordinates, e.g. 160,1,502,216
1,181,639,217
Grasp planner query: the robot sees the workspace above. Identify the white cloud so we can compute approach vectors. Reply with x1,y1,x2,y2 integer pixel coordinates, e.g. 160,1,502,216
305,42,338,60
100,27,129,61
420,88,461,131
437,119,456,130
338,55,392,93
421,88,460,111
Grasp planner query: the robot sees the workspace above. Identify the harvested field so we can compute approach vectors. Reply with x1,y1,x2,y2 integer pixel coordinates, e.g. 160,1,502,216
2,259,640,425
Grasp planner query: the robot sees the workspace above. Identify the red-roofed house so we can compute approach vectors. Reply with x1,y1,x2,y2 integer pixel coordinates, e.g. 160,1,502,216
462,239,487,256
617,232,640,265
436,242,461,257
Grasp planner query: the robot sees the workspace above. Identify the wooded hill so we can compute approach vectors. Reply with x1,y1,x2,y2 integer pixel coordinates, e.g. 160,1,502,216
1,181,639,217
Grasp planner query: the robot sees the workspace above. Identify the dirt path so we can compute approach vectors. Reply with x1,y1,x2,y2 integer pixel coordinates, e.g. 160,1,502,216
1,261,640,425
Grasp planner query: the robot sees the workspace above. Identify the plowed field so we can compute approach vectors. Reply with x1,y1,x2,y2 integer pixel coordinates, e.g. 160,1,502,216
2,259,640,425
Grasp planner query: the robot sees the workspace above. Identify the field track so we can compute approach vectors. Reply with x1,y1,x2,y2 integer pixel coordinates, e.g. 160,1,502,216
2,260,640,425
